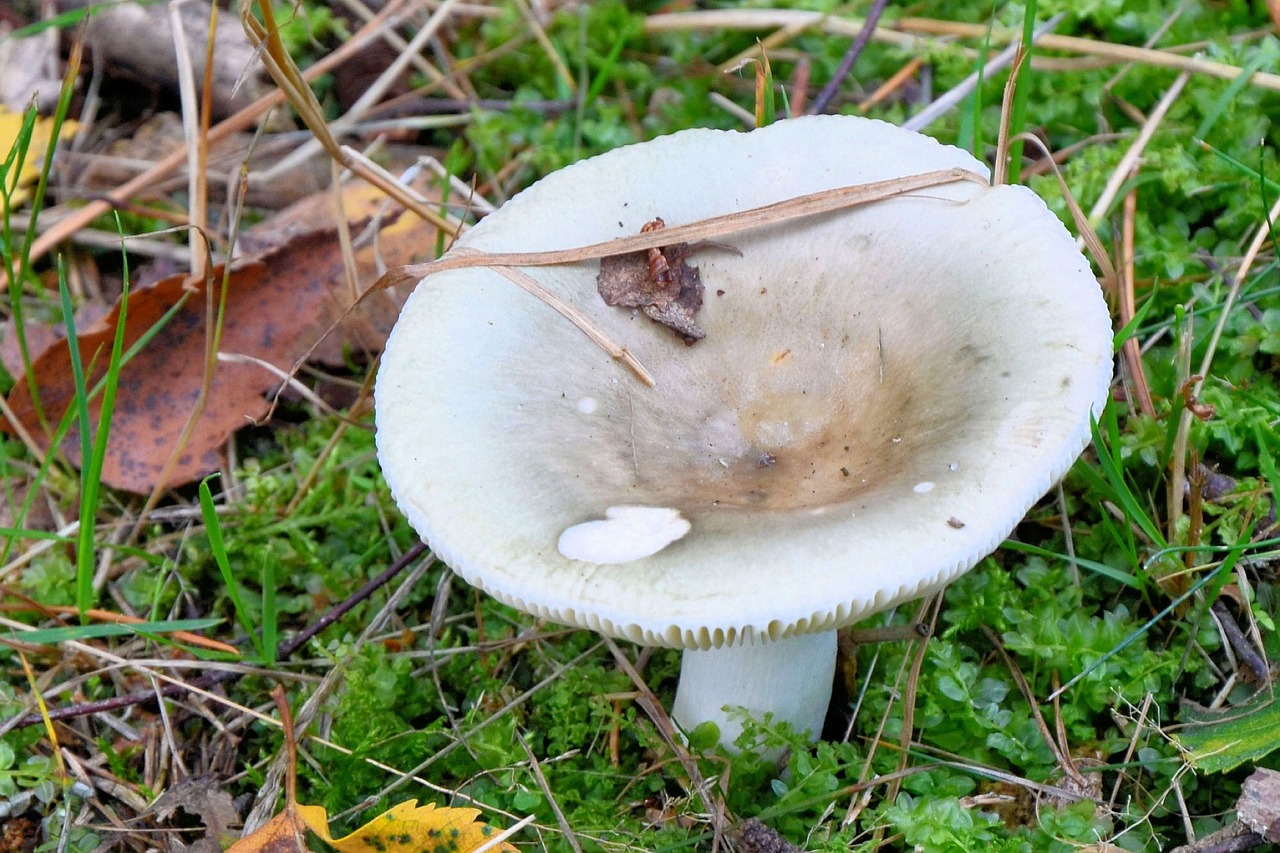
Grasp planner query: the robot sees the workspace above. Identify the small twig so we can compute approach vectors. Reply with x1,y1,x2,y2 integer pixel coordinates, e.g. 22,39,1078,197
342,642,605,811
1170,190,1280,542
1108,693,1154,812
844,623,929,644
1168,822,1266,853
858,56,924,112
886,595,940,804
0,599,238,654
806,0,891,115
471,816,537,853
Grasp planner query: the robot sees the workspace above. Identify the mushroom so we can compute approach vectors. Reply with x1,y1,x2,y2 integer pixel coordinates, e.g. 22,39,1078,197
375,116,1113,747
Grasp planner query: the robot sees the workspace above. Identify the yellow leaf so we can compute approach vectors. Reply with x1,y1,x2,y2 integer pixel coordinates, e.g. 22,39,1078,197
297,800,517,853
0,107,78,209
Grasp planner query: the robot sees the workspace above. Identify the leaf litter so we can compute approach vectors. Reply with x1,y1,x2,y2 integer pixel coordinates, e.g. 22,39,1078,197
2,175,438,493
225,687,520,853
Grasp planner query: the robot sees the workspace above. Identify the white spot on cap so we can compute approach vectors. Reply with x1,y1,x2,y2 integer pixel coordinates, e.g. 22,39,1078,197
577,396,598,414
558,506,691,564
948,462,959,472
913,481,935,494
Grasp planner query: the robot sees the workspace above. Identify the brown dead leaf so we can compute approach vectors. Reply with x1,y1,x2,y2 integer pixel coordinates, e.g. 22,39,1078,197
150,777,243,853
1239,767,1280,842
596,218,737,344
2,178,438,493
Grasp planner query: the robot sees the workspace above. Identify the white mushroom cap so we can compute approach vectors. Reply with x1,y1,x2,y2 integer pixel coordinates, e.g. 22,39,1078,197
375,116,1113,652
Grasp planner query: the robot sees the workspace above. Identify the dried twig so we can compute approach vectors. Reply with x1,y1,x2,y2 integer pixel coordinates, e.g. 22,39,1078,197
806,0,891,115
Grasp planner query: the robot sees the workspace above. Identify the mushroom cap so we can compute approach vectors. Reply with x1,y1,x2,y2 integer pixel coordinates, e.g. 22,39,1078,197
375,116,1113,650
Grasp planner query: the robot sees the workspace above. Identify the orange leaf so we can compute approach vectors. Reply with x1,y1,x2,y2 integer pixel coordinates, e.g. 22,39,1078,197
297,800,517,853
225,809,312,853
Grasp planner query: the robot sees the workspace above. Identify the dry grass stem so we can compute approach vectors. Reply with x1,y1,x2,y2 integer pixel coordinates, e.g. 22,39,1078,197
602,637,726,836
0,601,239,654
344,0,466,121
242,0,460,233
281,368,377,517
126,262,224,544
1120,177,1156,417
646,11,1280,92
7,1,409,283
0,615,276,723
382,168,987,284
1015,133,1119,303
370,169,983,388
334,0,468,99
477,258,655,387
709,91,755,127
984,627,1091,790
717,18,817,76
993,48,1026,187
512,0,575,93
908,15,1065,133
887,595,940,803
245,552,437,832
1167,190,1280,540
168,0,203,277
858,56,925,111
517,734,585,853
1087,71,1189,227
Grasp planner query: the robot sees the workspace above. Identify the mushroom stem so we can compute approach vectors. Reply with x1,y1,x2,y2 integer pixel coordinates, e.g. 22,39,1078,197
671,631,836,747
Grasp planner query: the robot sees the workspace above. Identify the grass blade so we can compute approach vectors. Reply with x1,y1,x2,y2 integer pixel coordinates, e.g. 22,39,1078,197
12,618,223,646
200,477,265,661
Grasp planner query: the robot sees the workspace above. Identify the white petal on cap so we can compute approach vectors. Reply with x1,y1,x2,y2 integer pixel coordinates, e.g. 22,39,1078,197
557,506,691,564
375,115,1113,650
